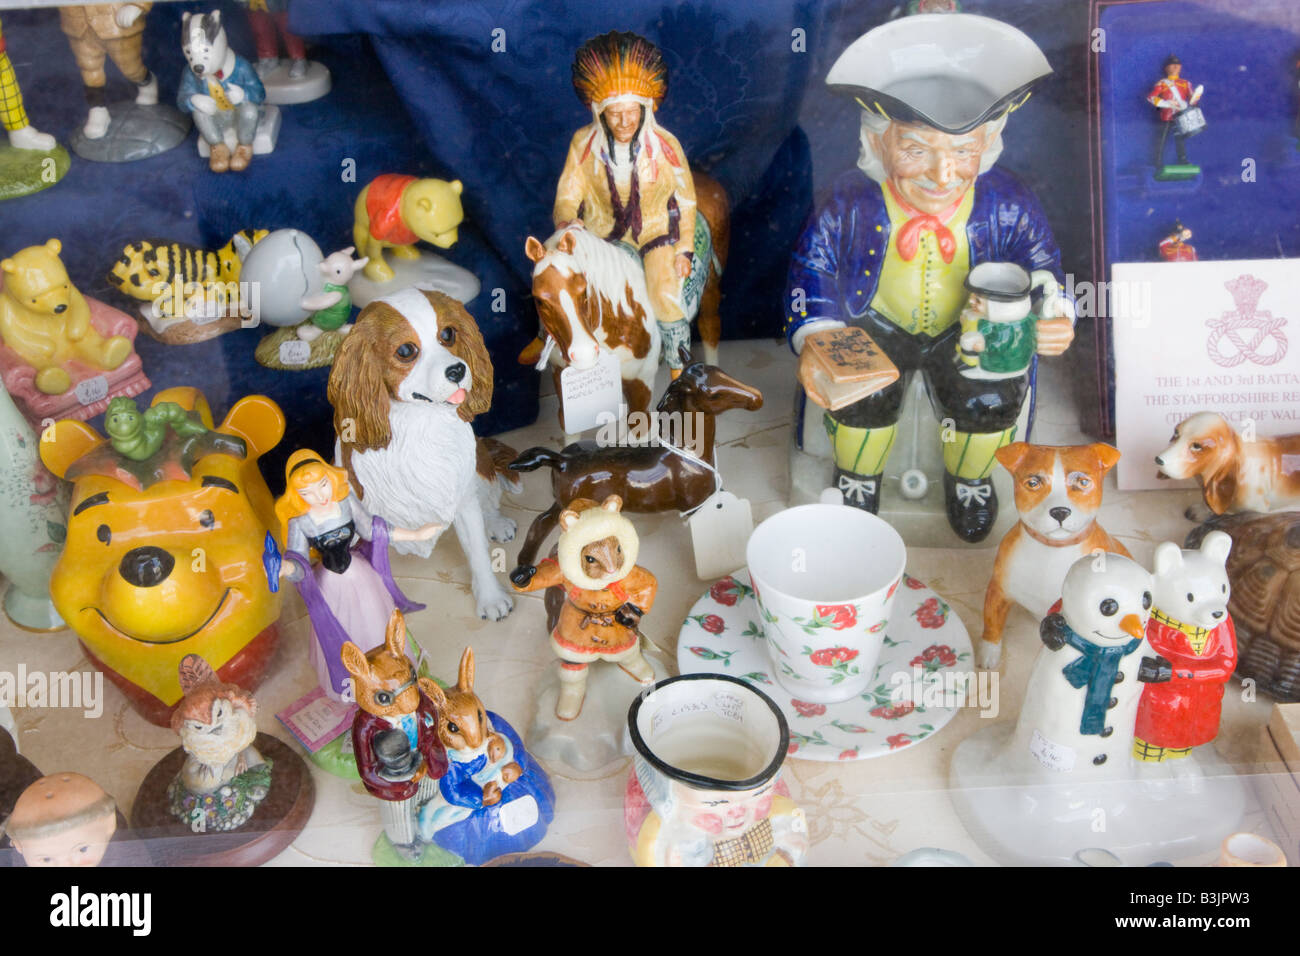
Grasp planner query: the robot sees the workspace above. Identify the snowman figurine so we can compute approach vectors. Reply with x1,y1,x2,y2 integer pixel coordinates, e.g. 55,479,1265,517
1003,553,1158,778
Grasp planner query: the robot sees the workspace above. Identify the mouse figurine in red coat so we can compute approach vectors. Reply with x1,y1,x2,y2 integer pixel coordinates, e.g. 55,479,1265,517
1133,532,1237,771
342,607,449,863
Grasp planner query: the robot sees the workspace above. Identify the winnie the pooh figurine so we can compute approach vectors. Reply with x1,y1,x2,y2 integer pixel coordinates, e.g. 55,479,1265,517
1,239,132,394
352,174,464,283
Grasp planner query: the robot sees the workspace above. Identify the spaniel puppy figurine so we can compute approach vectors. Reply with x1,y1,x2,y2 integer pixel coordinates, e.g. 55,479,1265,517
1155,411,1300,516
327,288,521,620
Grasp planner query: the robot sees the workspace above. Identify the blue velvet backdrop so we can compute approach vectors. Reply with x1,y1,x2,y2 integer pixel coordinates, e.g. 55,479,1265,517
1100,0,1300,262
0,0,1099,485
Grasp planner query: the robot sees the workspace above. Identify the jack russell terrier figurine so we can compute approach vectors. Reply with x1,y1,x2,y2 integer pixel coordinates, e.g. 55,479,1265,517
979,442,1131,669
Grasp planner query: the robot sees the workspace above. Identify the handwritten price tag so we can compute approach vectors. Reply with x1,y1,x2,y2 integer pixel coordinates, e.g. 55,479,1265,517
559,350,622,434
74,376,109,406
279,339,311,366
1028,728,1075,773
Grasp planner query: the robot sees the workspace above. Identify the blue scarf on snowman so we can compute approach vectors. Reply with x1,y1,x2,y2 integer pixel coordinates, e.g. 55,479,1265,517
1059,625,1142,736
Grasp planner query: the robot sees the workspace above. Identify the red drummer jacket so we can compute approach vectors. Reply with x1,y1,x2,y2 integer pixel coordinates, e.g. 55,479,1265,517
1134,611,1237,750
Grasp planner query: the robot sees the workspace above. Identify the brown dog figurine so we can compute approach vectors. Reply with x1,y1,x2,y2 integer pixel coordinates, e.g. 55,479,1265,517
979,442,1131,669
1156,411,1300,515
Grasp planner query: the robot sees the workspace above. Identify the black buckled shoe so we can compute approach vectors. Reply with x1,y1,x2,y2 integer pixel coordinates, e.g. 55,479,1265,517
943,472,998,543
834,468,882,513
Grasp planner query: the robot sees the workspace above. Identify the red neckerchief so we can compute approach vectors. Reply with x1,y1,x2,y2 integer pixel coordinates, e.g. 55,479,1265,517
887,180,963,264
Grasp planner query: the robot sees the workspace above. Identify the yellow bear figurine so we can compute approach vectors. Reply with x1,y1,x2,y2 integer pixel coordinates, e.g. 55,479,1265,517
1,239,132,395
352,174,464,283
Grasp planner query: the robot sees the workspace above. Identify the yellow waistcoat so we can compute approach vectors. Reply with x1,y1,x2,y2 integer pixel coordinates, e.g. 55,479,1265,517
869,184,974,338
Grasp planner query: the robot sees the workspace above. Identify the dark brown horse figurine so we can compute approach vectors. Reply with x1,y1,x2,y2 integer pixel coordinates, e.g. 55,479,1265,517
520,172,730,430
508,347,761,577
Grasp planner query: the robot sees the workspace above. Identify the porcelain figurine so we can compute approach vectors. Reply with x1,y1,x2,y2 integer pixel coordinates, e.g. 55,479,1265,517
625,674,807,867
1186,513,1300,702
352,174,464,284
105,395,209,460
0,377,68,630
109,228,267,341
39,387,286,727
979,442,1130,668
234,0,330,105
1155,412,1300,515
250,238,367,370
276,449,439,701
5,772,118,867
299,247,367,340
1158,221,1197,261
1132,533,1237,766
520,31,728,422
1002,555,1158,778
58,3,190,162
951,538,1249,864
167,655,270,832
0,238,149,428
787,14,1076,542
417,647,556,865
327,289,522,622
1148,54,1204,180
60,4,156,135
509,348,762,571
955,262,1059,380
178,9,278,173
342,608,450,863
510,495,657,721
0,15,68,200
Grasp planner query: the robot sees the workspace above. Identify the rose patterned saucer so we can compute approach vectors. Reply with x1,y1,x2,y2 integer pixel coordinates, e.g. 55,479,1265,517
677,570,974,762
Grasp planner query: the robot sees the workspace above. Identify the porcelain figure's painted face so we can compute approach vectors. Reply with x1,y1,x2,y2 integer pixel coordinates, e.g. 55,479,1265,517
1165,62,1182,80
13,811,117,867
874,122,989,215
603,102,643,145
300,477,333,508
677,781,774,837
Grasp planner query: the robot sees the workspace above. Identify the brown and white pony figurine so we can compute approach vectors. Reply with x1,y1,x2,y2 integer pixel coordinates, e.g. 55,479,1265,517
523,173,729,432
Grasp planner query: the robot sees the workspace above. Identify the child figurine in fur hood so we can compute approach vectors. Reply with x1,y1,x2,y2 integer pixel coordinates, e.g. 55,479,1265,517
510,495,656,720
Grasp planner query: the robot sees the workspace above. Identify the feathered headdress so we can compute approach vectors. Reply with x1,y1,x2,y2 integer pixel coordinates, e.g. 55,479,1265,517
572,31,668,110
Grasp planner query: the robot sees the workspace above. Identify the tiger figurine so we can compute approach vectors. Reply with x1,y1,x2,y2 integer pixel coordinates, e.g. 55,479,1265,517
108,228,266,319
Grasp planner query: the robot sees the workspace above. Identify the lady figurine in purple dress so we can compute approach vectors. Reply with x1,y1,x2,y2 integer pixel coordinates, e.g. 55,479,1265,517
275,450,441,700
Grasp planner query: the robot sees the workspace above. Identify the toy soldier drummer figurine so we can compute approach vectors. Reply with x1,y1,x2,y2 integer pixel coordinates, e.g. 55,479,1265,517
1148,54,1204,179
1158,221,1197,262
554,31,698,369
786,14,1076,542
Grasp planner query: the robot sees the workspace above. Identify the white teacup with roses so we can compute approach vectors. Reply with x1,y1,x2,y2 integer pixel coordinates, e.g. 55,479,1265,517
745,504,907,704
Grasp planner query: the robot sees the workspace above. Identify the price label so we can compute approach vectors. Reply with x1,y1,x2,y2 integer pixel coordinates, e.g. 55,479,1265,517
689,490,753,580
498,795,539,836
279,339,311,366
1028,728,1075,773
559,350,622,434
74,376,109,406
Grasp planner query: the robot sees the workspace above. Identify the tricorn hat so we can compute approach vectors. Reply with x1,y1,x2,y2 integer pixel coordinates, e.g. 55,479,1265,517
826,14,1052,134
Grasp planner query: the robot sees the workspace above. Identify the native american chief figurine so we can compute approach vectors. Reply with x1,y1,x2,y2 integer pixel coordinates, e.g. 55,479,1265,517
553,32,698,367
786,14,1077,542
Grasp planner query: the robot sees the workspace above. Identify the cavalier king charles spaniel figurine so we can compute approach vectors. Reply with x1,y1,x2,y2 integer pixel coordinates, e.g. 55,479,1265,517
327,288,521,620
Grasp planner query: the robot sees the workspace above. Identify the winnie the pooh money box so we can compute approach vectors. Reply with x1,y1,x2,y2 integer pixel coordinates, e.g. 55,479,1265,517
39,386,286,726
